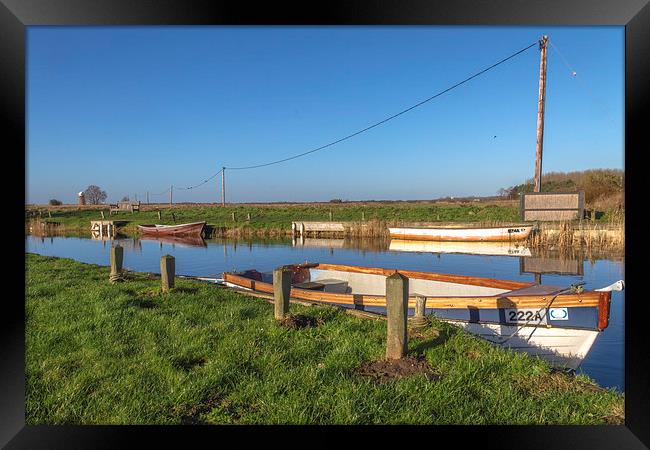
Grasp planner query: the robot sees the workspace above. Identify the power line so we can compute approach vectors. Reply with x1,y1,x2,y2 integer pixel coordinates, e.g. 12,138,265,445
225,41,538,171
175,168,223,190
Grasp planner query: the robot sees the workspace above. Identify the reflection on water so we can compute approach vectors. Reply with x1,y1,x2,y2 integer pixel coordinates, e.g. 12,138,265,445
388,239,532,257
25,233,624,391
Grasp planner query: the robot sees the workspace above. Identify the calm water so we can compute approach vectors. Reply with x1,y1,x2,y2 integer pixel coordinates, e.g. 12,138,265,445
25,234,625,391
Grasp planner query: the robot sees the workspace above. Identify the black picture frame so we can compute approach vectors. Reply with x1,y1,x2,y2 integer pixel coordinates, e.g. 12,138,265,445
5,0,647,447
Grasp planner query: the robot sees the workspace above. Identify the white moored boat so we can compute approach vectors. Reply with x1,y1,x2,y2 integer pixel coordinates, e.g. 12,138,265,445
222,263,623,370
388,225,534,242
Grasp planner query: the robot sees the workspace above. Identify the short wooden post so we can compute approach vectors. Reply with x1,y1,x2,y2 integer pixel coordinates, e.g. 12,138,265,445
299,222,305,237
591,210,596,222
48,210,52,218
361,211,365,221
157,210,162,220
100,210,105,219
273,267,292,320
386,272,408,359
291,222,297,236
232,212,236,222
160,255,175,292
329,210,333,221
247,213,251,221
410,296,428,329
109,244,124,282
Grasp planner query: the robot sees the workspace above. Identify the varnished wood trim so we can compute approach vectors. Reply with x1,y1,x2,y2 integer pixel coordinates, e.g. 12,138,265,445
223,272,601,309
314,263,531,290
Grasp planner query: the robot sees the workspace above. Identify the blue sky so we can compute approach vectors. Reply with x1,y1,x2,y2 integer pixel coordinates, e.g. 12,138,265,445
26,26,623,204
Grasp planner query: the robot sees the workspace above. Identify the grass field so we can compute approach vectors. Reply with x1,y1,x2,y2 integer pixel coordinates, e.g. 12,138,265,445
26,253,624,425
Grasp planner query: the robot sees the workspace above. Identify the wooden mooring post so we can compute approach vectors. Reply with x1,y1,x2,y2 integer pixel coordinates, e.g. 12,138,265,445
273,267,292,320
410,296,428,329
160,255,175,292
109,244,124,283
157,210,162,220
385,272,408,359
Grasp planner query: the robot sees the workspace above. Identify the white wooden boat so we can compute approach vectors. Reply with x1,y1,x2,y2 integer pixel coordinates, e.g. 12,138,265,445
388,225,534,242
388,239,532,256
222,263,623,370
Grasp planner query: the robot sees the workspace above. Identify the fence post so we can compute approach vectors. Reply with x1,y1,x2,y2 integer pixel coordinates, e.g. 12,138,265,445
386,272,409,359
160,255,175,292
157,210,162,220
232,212,236,222
273,267,292,320
361,211,365,221
109,244,124,283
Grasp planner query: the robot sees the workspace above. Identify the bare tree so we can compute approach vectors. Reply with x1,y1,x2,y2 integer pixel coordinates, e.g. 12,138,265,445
83,185,107,205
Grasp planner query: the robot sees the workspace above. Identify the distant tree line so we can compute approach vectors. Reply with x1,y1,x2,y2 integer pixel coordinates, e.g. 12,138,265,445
498,169,624,205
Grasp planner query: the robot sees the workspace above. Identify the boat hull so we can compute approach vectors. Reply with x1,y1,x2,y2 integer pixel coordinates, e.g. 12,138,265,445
137,221,206,237
388,225,533,242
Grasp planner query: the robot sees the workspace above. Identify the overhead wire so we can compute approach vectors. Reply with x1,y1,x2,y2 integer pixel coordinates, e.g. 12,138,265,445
225,41,539,171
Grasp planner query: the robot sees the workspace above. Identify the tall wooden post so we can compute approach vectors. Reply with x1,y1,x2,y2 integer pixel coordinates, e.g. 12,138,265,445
273,267,292,320
221,167,226,206
533,35,549,193
160,255,175,292
386,272,409,359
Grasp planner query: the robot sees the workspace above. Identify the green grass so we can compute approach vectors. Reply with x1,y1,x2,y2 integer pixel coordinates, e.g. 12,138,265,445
26,253,623,425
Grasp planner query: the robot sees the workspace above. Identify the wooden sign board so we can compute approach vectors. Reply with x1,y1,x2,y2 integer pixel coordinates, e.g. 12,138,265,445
520,191,584,221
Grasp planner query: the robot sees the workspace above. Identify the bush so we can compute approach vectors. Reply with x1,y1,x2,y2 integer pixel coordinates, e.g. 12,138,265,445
329,199,343,203
48,199,62,206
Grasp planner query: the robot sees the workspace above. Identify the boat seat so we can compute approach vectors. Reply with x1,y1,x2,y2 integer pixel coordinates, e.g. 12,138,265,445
293,281,325,291
501,284,566,297
311,278,349,294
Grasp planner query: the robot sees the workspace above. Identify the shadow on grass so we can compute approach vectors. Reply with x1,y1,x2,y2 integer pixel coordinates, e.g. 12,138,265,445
410,325,459,355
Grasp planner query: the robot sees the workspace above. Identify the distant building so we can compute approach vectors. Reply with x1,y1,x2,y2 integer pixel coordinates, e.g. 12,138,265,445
78,191,86,205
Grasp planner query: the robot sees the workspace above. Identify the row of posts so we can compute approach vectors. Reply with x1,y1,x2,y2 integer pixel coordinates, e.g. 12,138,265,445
110,246,424,359
272,267,426,359
109,244,175,292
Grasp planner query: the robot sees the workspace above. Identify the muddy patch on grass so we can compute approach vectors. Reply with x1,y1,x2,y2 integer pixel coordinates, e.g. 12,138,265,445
356,355,440,382
278,314,323,330
173,393,223,425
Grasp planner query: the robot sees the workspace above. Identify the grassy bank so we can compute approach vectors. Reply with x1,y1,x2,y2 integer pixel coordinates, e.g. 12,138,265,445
26,253,623,425
25,200,622,235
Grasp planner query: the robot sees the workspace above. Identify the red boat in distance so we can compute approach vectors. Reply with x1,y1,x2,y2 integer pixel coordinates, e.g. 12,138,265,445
137,221,206,237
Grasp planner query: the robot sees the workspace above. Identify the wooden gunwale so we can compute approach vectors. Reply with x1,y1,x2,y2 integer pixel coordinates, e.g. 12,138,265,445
222,272,602,309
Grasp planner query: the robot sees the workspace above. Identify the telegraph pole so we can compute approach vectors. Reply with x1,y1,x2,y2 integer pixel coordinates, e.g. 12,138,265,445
221,167,226,206
146,191,149,204
169,185,173,207
533,35,549,193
